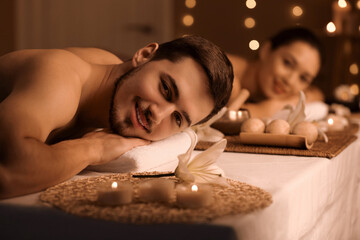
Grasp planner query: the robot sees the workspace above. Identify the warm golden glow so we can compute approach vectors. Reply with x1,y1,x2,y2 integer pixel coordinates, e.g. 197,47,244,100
182,15,194,26
185,0,196,9
191,184,198,192
326,22,336,33
349,63,359,75
327,118,334,125
246,0,256,9
249,40,260,50
292,6,303,17
350,84,359,95
244,17,256,28
229,110,237,120
338,0,348,8
357,0,360,9
111,181,118,189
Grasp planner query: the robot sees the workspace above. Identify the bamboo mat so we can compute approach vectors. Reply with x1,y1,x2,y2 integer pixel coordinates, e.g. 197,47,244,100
196,123,358,159
40,173,272,224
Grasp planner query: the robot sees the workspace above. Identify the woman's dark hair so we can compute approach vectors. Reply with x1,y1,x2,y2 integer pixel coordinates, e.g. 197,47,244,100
150,35,234,124
269,27,324,64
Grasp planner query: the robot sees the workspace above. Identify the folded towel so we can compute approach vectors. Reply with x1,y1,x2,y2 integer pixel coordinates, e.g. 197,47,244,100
87,129,194,173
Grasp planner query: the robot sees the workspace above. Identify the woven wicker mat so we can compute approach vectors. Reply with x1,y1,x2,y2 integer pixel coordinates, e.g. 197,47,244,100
40,173,272,224
196,124,358,159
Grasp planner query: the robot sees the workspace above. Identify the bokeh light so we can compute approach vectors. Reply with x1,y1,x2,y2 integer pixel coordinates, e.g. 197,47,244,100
349,63,359,75
182,15,194,26
185,0,196,9
326,22,336,33
246,0,256,9
292,6,303,17
249,40,260,50
350,84,359,95
244,17,256,28
338,0,347,8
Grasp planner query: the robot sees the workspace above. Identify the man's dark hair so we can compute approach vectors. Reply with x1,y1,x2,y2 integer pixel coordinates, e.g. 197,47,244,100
269,27,324,64
150,35,234,124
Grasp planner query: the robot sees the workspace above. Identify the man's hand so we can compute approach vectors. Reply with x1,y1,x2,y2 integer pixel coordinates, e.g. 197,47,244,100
83,129,150,166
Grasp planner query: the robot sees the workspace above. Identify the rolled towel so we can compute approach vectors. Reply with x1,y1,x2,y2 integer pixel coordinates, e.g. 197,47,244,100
87,129,194,173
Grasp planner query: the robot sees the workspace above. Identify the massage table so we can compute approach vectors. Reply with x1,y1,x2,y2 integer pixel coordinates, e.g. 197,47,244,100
1,117,359,240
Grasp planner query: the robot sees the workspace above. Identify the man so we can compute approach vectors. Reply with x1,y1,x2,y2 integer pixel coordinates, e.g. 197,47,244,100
0,35,233,199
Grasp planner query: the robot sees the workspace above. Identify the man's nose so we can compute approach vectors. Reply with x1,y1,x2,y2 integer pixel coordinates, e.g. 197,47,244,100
149,103,176,125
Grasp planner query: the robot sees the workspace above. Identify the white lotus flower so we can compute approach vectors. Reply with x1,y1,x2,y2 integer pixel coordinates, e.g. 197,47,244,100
175,129,229,186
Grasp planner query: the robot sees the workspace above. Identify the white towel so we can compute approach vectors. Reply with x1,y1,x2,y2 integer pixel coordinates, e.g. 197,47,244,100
86,129,194,173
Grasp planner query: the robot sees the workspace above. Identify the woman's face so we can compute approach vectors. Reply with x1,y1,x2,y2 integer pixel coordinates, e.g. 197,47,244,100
257,41,321,99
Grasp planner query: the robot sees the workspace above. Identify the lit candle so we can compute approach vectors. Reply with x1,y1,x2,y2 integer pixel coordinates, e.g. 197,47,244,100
137,179,175,203
176,184,213,208
97,181,133,206
326,114,349,131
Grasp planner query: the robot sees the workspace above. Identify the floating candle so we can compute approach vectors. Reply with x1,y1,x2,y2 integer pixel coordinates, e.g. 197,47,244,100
97,181,133,206
176,184,213,208
138,179,175,203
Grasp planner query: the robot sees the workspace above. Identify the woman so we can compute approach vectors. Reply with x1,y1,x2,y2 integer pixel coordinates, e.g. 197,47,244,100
227,27,324,118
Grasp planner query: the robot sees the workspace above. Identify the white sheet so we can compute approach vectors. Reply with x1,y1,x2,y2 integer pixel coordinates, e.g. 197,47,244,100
2,121,360,240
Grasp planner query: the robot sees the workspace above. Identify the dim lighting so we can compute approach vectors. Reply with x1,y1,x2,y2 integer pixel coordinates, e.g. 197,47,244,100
244,17,256,28
338,0,347,8
182,14,194,26
349,63,359,75
249,40,259,50
350,84,359,95
185,0,196,9
292,6,303,17
246,0,256,9
326,22,336,33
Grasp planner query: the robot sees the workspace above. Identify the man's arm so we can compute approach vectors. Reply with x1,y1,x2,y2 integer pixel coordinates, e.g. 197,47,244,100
0,50,147,199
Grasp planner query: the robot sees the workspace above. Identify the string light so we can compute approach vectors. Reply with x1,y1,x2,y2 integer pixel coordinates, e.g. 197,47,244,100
326,22,336,33
292,6,303,17
244,17,256,28
185,0,196,9
182,14,194,26
246,0,256,9
249,40,259,50
357,0,360,9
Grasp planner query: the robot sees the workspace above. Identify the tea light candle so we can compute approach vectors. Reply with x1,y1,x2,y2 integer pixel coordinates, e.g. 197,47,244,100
326,114,349,131
137,179,175,203
97,181,133,206
176,184,213,208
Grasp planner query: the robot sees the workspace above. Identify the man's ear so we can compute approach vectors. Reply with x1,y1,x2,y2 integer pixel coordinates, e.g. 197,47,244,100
259,41,271,60
132,43,159,67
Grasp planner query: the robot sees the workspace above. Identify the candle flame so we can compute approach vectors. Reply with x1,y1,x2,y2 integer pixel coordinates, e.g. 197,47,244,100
328,118,334,125
111,182,118,189
191,184,198,192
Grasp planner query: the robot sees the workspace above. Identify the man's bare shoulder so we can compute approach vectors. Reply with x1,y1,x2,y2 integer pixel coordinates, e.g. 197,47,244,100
64,47,124,65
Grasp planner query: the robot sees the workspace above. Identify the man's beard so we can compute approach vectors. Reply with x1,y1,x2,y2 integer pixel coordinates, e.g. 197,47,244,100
108,65,141,136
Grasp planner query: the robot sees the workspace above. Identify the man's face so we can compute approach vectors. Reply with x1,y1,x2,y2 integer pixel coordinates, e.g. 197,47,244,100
258,41,321,99
110,57,214,141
